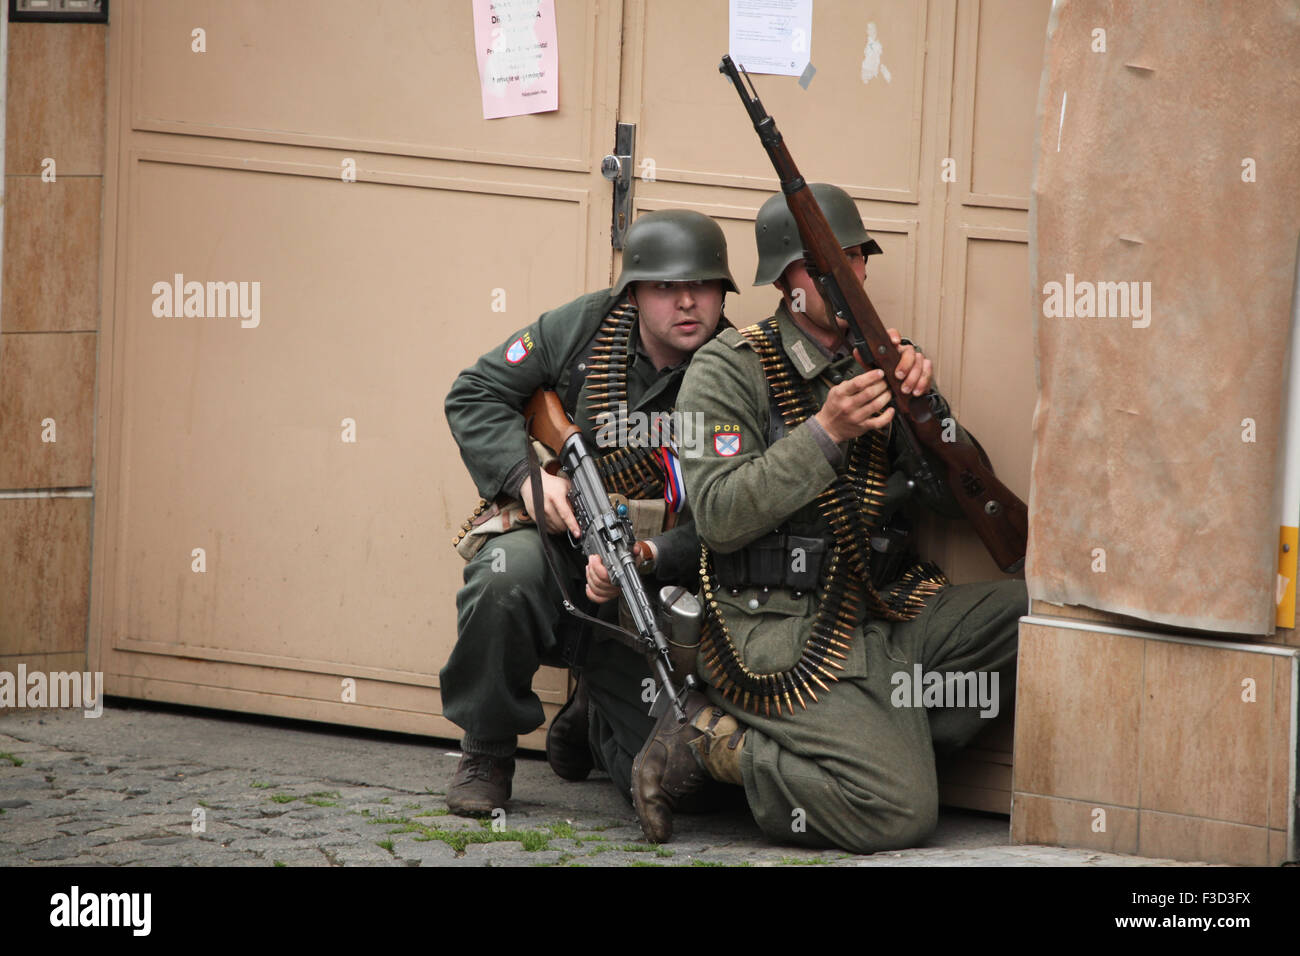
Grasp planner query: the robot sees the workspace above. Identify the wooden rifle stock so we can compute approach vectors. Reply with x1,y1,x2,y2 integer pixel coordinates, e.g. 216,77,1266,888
719,54,1028,572
524,388,581,455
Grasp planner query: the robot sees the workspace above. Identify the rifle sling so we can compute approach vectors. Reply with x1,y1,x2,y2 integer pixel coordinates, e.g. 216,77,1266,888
523,420,648,658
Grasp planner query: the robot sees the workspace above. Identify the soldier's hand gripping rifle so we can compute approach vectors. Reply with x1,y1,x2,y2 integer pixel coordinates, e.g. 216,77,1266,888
523,388,697,722
719,54,1029,573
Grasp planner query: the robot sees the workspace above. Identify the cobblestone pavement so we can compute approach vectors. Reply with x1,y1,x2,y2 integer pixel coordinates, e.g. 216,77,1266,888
0,701,1211,867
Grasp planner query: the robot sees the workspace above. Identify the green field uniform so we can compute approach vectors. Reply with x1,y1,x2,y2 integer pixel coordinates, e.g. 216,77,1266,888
677,302,1026,852
443,288,703,796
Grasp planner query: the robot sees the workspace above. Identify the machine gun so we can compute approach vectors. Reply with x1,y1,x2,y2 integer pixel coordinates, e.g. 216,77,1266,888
719,54,1029,573
523,388,696,722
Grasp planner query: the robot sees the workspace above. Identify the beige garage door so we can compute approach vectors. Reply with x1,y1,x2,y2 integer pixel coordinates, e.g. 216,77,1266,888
93,0,1047,745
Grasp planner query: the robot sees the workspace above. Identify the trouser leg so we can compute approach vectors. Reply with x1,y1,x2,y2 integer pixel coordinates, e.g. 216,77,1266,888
891,579,1026,754
718,620,940,854
696,581,1024,853
583,635,657,799
440,527,579,752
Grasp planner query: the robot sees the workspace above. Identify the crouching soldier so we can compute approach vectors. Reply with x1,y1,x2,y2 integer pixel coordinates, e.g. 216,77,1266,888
442,209,738,815
632,184,1026,851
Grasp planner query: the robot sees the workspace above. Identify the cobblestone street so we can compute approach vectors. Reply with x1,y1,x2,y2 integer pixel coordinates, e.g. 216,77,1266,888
0,701,1210,867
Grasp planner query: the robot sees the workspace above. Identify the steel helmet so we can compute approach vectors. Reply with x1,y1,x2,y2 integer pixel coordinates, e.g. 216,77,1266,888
753,183,882,286
611,209,739,299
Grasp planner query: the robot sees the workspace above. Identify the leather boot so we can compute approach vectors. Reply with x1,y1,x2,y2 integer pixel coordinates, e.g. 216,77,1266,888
446,753,514,817
632,690,744,843
690,706,744,785
546,676,594,782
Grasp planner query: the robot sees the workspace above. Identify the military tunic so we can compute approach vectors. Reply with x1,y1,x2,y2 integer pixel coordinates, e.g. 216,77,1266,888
442,288,703,796
676,302,1026,853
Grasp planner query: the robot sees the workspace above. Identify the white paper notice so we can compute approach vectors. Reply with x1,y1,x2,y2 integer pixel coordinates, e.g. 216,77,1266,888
472,0,559,120
728,0,813,77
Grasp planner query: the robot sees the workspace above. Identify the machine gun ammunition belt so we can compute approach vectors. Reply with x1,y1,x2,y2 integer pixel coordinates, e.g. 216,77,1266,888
696,319,948,716
582,301,669,500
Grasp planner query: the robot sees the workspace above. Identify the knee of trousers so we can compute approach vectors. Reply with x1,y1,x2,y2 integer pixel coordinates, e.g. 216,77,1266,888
457,530,555,614
749,784,939,855
870,791,939,852
989,578,1030,626
744,735,941,854
448,530,564,675
805,788,939,856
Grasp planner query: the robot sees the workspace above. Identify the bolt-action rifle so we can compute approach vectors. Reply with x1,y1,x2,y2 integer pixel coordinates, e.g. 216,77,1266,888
523,387,696,722
719,54,1028,573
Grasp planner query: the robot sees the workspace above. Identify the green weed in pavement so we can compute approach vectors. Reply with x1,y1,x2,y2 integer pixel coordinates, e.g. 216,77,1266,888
361,812,593,855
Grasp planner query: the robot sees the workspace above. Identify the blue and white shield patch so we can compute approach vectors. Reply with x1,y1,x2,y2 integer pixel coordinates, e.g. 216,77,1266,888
714,433,741,457
505,337,530,365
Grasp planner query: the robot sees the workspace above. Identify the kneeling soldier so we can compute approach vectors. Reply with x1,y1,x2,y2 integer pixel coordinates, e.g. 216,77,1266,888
442,210,737,815
632,184,1026,851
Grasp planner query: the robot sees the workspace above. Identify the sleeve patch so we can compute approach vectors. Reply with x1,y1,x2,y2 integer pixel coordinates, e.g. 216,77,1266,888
504,331,535,364
713,425,742,457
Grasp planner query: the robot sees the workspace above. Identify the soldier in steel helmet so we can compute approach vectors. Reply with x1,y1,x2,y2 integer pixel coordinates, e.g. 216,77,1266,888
631,184,1026,852
441,209,738,815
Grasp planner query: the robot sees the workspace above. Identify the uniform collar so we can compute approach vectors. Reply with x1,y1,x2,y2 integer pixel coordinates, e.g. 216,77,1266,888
773,301,851,380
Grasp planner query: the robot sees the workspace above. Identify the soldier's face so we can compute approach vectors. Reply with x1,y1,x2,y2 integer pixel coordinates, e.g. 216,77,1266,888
779,246,868,336
629,280,725,366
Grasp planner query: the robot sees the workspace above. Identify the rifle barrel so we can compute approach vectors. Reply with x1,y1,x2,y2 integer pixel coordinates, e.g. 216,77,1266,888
719,54,1028,572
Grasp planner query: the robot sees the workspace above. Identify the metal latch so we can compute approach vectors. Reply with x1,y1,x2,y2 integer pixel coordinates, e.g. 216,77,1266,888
601,123,636,249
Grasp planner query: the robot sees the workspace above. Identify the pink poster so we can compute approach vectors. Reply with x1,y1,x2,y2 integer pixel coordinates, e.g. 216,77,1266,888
472,0,560,120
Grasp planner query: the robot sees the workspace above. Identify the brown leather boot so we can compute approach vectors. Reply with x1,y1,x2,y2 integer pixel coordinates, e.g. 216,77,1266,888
546,676,594,782
632,690,743,843
446,753,514,817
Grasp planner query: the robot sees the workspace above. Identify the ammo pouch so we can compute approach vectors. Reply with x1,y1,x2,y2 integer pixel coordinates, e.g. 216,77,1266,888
869,513,914,589
453,498,533,562
712,532,826,592
453,440,558,562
